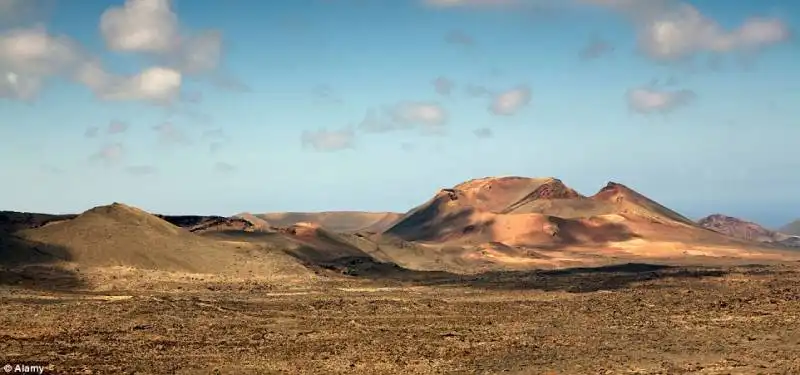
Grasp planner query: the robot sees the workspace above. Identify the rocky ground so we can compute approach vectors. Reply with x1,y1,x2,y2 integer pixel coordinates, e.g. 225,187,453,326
2,262,800,374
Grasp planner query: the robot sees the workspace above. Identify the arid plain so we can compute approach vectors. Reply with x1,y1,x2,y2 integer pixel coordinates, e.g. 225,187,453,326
2,177,799,374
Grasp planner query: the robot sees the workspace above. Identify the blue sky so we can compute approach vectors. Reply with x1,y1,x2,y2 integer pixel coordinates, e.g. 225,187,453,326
0,0,798,227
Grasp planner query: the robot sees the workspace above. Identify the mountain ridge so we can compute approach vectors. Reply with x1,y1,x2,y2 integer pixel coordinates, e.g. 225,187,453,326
780,219,800,236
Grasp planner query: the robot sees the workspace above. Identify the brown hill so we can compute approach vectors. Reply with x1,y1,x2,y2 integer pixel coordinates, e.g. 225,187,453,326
15,203,310,276
384,177,728,247
698,214,788,243
254,211,402,233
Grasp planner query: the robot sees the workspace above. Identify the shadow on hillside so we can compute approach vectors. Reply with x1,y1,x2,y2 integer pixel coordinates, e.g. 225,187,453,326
204,227,730,293
386,207,642,250
388,207,481,242
550,217,641,248
0,231,85,291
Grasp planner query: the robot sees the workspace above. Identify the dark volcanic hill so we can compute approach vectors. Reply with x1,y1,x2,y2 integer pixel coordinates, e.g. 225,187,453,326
156,214,270,233
0,211,77,233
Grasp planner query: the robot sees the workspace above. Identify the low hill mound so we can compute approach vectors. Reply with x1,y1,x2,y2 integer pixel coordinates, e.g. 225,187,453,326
16,203,311,276
255,211,402,233
780,220,800,236
778,236,800,247
698,214,788,243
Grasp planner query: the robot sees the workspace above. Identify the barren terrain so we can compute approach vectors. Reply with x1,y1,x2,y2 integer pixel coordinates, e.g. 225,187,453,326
2,261,800,374
2,177,800,374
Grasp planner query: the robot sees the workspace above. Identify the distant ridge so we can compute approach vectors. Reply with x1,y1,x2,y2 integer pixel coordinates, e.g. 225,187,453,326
254,211,402,233
698,214,787,243
0,211,77,233
780,219,800,236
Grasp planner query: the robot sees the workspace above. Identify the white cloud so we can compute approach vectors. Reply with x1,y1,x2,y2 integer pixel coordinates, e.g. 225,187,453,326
489,85,531,116
626,87,695,114
302,128,355,152
359,102,448,134
640,8,789,60
432,76,455,95
172,31,223,74
75,63,182,103
110,67,181,102
100,0,224,75
0,26,83,99
390,102,448,126
583,0,791,61
430,0,791,61
100,0,179,54
0,26,183,103
0,26,82,75
0,71,39,100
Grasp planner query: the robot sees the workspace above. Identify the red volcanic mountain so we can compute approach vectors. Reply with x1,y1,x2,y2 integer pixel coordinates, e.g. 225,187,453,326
382,176,727,249
698,214,789,243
